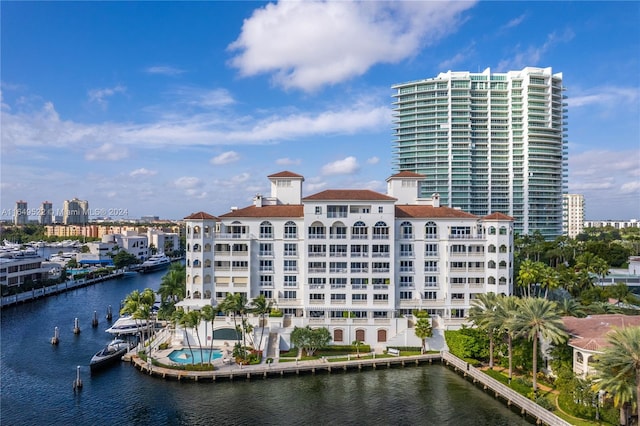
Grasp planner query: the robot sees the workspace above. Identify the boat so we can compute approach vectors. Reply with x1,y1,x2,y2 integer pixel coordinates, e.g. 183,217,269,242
139,254,171,273
105,316,147,335
89,339,133,371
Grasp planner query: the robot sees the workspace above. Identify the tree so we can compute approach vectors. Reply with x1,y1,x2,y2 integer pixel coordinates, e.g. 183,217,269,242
290,326,331,357
414,317,433,354
468,292,500,367
496,295,521,383
594,326,640,426
510,297,568,394
201,305,219,364
516,260,544,298
158,264,186,304
120,288,156,347
219,292,249,353
352,340,364,358
185,310,204,364
557,298,586,318
112,250,139,270
250,294,272,354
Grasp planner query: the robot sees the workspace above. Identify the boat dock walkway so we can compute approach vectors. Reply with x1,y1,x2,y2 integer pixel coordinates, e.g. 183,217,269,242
1,271,125,308
127,348,570,426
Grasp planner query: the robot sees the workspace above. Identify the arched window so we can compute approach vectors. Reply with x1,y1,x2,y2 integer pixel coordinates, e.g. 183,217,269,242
499,277,507,286
373,221,389,239
488,226,496,235
488,276,496,285
204,226,210,237
193,226,201,238
425,222,438,239
260,221,273,239
330,221,347,239
284,221,297,239
204,275,212,284
377,329,387,343
355,329,365,342
193,275,201,285
499,226,507,235
193,291,202,299
187,226,192,237
204,259,212,268
308,221,326,239
334,329,344,342
499,260,507,269
186,259,191,267
488,260,496,269
193,243,201,252
400,221,413,239
499,244,507,253
351,221,368,239
488,244,496,253
204,243,212,252
204,290,212,299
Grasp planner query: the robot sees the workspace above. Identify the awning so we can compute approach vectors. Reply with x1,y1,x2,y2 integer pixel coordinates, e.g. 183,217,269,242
78,259,114,265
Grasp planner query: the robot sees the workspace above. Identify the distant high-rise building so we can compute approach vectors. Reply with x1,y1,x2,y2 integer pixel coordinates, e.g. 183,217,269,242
563,194,584,238
392,67,568,238
63,198,89,225
14,200,28,225
39,201,53,225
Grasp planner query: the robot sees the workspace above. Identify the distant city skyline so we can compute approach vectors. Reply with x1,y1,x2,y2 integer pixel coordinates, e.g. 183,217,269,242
1,2,638,222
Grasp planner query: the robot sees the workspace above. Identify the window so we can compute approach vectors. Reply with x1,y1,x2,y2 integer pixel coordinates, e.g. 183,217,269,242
488,260,496,269
284,221,297,239
499,245,507,253
373,221,389,239
308,222,326,239
499,226,507,235
351,244,368,257
400,291,413,300
499,260,507,269
488,244,496,253
423,291,437,300
283,291,297,299
400,243,413,257
499,277,507,286
260,290,273,298
425,276,438,287
308,277,326,286
284,276,297,287
424,260,438,272
330,223,347,239
399,276,414,287
308,244,326,257
372,262,390,272
425,243,438,256
259,275,273,286
309,310,325,318
372,244,390,257
259,260,273,272
352,294,367,301
260,221,273,238
284,243,297,256
330,277,347,286
373,311,388,318
350,262,368,273
450,226,471,237
488,226,496,235
351,221,368,239
425,222,438,239
315,206,322,215
400,260,413,272
329,262,347,273
308,261,326,273
331,293,346,300
451,277,466,284
373,294,389,301
329,244,347,257
400,221,413,239
284,260,298,272
451,293,465,300
378,206,384,213
327,205,348,218
351,278,368,287
309,293,325,301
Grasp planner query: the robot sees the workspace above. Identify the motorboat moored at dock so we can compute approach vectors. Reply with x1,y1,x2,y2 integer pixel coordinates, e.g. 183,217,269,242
90,339,134,372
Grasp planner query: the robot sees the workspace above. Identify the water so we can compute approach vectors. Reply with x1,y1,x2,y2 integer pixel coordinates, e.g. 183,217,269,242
1,270,532,426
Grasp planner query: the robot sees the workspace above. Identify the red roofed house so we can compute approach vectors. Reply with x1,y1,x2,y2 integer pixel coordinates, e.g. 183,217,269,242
562,314,640,378
178,171,514,351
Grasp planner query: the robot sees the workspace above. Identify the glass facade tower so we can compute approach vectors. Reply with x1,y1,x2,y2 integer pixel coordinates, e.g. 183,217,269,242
392,67,568,238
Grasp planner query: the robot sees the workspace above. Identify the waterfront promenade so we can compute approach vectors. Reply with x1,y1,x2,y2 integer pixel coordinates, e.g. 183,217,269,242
127,342,570,426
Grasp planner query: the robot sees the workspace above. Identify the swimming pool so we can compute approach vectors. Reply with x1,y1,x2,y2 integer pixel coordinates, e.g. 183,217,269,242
168,348,223,364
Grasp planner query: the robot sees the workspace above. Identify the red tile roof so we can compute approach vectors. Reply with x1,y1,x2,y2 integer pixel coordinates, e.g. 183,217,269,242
562,314,640,352
482,212,514,221
395,205,478,219
267,171,304,179
184,212,218,220
387,171,426,179
303,189,397,201
218,205,304,218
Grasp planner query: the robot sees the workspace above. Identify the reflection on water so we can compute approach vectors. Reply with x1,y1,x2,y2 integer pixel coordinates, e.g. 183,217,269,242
1,270,532,425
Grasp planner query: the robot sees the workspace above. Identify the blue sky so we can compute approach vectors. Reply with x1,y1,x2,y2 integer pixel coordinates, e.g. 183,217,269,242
1,1,639,222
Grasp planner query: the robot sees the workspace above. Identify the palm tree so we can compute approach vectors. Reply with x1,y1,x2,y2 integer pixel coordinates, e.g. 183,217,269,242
200,305,219,364
220,293,249,354
557,298,586,318
496,295,521,383
120,288,155,347
250,294,272,354
186,310,204,364
516,260,544,298
510,297,568,394
468,292,500,368
414,317,433,354
593,326,640,426
539,265,560,299
158,264,186,304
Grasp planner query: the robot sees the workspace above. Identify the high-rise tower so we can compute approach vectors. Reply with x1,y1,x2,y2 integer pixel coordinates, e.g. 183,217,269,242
392,67,567,238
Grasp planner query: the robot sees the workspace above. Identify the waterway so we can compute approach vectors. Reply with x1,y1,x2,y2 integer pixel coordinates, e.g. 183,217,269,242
0,270,533,426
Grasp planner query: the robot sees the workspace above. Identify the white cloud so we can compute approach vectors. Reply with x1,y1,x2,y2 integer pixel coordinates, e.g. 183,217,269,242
167,87,235,109
85,143,129,161
228,1,475,92
276,157,302,166
1,98,388,150
321,156,359,176
567,86,640,109
496,29,574,71
211,151,240,165
174,176,202,189
129,168,157,177
501,14,526,30
620,181,640,193
145,65,186,76
88,85,126,108
366,156,380,165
